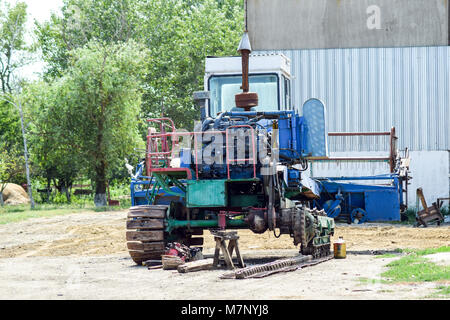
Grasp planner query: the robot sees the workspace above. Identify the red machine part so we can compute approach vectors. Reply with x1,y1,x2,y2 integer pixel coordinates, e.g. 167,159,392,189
145,120,258,181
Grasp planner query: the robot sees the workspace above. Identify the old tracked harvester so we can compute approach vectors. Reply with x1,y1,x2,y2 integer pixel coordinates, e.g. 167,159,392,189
125,33,336,265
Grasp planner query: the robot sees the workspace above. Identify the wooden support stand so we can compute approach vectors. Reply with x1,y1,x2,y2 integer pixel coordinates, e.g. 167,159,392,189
211,230,245,270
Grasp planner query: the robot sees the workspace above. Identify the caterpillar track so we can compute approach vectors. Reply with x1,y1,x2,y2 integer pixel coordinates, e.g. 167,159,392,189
126,205,204,265
126,205,167,265
294,206,332,259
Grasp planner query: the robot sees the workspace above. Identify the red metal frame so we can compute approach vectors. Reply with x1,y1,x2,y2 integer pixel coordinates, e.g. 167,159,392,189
146,118,192,179
146,119,258,180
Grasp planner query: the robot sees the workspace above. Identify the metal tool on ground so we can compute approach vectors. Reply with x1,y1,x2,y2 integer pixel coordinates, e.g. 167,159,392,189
415,188,445,227
220,254,334,279
211,230,245,270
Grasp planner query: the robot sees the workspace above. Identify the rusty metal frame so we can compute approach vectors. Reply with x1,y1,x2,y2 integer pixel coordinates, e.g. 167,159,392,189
309,127,398,173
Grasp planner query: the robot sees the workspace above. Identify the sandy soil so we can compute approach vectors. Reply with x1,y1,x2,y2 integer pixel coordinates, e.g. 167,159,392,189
0,210,449,300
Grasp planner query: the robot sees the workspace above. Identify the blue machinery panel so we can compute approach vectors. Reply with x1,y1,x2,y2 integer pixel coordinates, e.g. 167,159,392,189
313,174,403,223
302,98,328,157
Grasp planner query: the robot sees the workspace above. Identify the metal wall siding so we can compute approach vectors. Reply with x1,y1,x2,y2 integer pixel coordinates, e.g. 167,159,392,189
257,47,450,151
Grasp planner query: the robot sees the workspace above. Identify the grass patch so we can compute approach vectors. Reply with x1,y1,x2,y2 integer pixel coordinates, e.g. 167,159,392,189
434,285,450,296
0,200,130,225
358,277,388,285
374,249,404,259
381,246,450,283
375,253,400,259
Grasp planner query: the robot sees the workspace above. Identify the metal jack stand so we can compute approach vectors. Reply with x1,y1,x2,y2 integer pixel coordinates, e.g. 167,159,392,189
211,230,245,270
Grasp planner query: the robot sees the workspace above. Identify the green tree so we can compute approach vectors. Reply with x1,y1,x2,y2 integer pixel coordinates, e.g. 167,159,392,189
36,0,244,129
139,0,244,129
23,80,81,202
0,1,29,93
0,1,29,154
36,0,140,79
58,40,147,206
0,100,21,150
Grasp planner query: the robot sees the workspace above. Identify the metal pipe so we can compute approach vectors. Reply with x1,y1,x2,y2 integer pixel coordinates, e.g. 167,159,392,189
223,111,294,117
241,49,250,93
168,218,248,230
319,157,390,161
328,132,390,136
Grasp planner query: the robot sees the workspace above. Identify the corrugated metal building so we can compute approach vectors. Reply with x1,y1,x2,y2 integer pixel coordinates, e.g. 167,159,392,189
257,46,450,206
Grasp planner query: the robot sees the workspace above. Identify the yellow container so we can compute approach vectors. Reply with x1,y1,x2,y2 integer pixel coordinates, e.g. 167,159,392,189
333,237,346,259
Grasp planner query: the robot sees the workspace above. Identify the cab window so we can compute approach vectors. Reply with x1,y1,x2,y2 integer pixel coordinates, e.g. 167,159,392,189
209,74,279,116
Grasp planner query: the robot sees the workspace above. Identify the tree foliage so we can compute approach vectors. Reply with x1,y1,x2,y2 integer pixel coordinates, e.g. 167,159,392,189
139,0,243,129
36,0,140,80
0,100,21,150
0,0,29,93
19,0,245,204
23,80,81,201
0,1,29,155
25,40,148,205
36,0,244,129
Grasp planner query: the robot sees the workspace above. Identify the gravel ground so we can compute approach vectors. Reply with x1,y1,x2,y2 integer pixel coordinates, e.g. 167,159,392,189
0,210,448,300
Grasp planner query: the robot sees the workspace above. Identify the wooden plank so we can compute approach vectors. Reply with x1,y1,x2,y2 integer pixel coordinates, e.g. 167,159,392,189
177,259,214,273
127,241,165,251
126,219,164,230
126,231,164,242
213,239,221,268
220,240,235,270
234,240,245,268
227,239,236,258
162,255,185,270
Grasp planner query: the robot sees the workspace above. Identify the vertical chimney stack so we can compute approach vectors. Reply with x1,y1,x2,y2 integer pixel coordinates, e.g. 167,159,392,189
235,32,259,111
235,1,258,111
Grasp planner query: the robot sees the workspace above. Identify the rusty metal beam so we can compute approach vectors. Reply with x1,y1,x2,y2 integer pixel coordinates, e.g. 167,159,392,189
328,132,391,136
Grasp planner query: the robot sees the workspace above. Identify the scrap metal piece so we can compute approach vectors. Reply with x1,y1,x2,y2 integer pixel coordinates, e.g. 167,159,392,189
220,254,334,279
234,255,311,279
248,255,334,279
415,188,444,227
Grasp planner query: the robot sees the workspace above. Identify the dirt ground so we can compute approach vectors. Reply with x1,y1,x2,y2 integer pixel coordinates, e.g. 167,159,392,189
0,210,449,300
